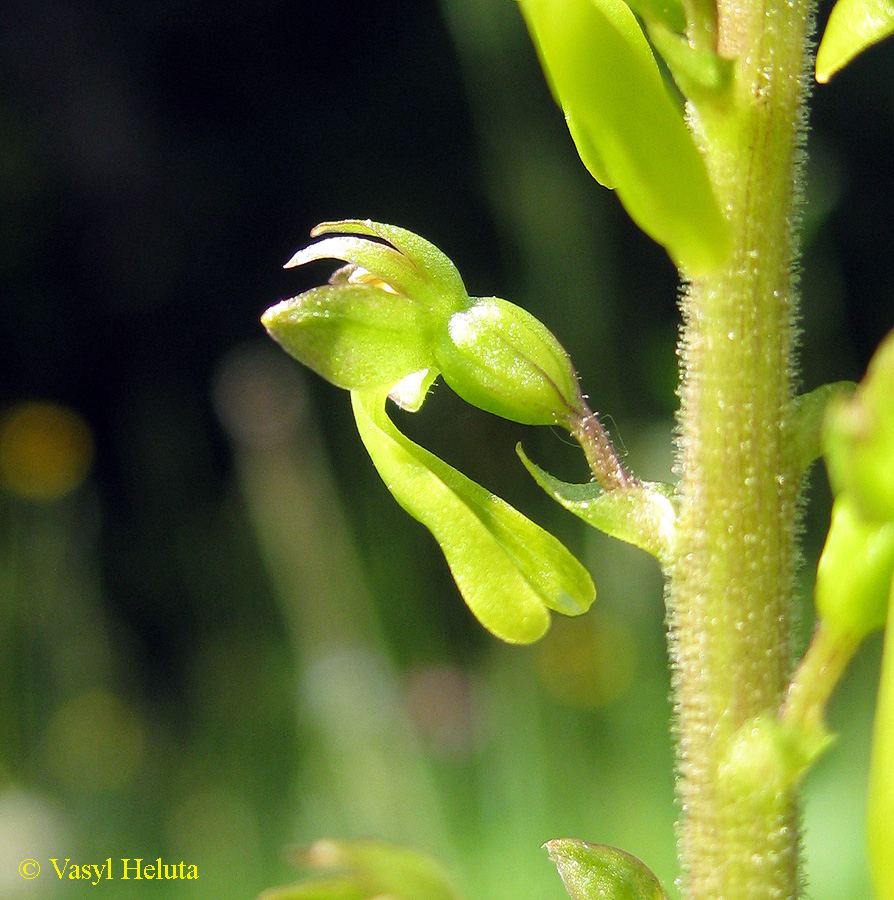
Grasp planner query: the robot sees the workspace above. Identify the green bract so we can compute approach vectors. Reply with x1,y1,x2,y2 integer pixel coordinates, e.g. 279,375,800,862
519,447,676,564
351,387,596,644
824,329,894,523
814,496,894,642
816,0,894,82
544,839,667,900
436,297,586,427
517,0,729,275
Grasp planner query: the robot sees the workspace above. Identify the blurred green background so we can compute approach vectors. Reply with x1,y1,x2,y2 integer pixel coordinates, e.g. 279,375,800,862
0,1,892,899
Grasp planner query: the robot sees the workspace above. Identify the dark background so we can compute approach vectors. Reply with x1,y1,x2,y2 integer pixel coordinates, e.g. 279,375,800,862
0,2,891,899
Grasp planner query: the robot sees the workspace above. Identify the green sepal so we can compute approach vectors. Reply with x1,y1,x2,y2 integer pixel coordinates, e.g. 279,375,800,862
352,387,596,644
260,839,462,900
435,297,586,427
647,23,735,105
816,0,894,82
824,329,894,523
517,0,729,275
815,495,894,642
285,220,469,322
868,580,894,900
544,839,667,900
790,381,856,474
518,448,676,564
262,285,433,391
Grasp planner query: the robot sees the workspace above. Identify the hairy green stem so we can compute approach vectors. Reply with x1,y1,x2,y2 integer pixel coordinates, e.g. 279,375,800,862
668,0,814,896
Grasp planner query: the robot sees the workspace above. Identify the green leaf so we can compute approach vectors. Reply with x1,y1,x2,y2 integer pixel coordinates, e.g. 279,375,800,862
544,839,667,900
824,329,894,523
435,297,586,427
261,840,463,900
351,387,596,643
519,448,676,564
868,580,894,900
815,496,894,642
262,285,433,391
816,0,894,82
517,0,729,275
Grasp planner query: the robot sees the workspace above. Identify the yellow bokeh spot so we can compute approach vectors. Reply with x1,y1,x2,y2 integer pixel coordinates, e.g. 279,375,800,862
0,401,94,501
45,690,145,792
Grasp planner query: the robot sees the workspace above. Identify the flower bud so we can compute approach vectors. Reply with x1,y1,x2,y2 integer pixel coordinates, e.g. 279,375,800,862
815,495,894,642
824,328,894,523
435,297,586,427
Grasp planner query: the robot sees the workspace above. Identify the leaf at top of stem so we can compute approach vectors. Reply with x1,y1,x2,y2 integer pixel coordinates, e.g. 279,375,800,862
518,447,676,564
516,0,730,275
815,0,894,82
351,387,595,644
544,839,667,900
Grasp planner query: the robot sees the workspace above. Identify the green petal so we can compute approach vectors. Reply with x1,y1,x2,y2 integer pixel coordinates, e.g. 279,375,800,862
285,236,437,315
519,447,676,564
310,220,470,320
352,387,595,643
544,839,667,900
816,0,894,82
262,284,433,391
517,0,729,274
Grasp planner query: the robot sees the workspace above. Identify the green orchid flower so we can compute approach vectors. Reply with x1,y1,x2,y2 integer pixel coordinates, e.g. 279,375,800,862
263,221,596,643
